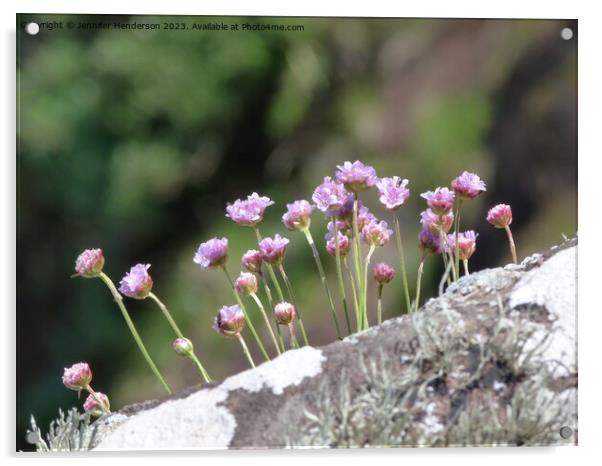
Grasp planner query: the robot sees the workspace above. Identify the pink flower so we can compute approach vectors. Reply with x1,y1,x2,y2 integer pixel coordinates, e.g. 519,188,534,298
194,237,228,269
373,262,395,284
226,192,274,227
274,302,296,325
376,177,410,210
487,204,512,228
420,187,455,214
312,177,349,213
173,337,194,356
418,229,442,256
451,171,486,201
259,234,290,266
234,272,258,296
335,160,378,192
119,264,153,299
420,209,454,234
447,230,478,260
62,362,92,391
74,249,104,278
83,392,110,416
282,200,314,231
325,219,350,240
213,304,245,337
241,249,263,274
326,231,350,257
361,220,393,247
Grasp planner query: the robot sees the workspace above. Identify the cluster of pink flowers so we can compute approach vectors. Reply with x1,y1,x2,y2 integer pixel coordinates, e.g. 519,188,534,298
62,362,110,417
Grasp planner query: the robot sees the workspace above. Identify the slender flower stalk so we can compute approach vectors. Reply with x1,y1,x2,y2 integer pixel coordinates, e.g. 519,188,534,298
250,292,282,355
351,196,364,327
393,215,411,314
332,219,351,335
505,225,518,264
98,272,172,394
463,259,470,276
288,324,300,349
257,272,286,352
452,199,463,281
277,264,309,346
302,228,343,338
361,245,376,329
148,292,212,383
377,284,384,325
344,256,360,327
221,265,270,361
237,334,255,368
415,255,426,313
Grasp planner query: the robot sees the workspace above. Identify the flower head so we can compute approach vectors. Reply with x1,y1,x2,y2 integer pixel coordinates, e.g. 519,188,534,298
234,272,258,296
282,200,314,231
241,249,263,274
447,231,479,261
74,249,104,278
173,337,194,357
418,229,442,256
421,187,455,215
451,171,486,201
373,262,395,285
226,192,274,227
274,302,296,325
357,205,378,231
213,304,245,337
335,160,378,192
327,194,355,222
326,231,350,257
83,392,110,417
62,362,92,391
376,177,410,210
312,177,349,213
487,204,513,228
420,209,454,234
361,220,393,247
259,234,290,265
194,237,228,269
325,219,350,240
119,264,153,299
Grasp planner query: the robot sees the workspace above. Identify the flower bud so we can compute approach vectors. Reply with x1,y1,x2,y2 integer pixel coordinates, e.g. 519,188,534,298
173,337,194,356
234,272,258,296
418,229,442,256
373,262,395,285
213,305,245,337
326,231,350,257
487,204,512,228
274,302,296,325
83,392,110,417
74,249,104,278
447,231,478,260
420,209,454,234
241,249,263,274
62,362,92,391
118,264,153,299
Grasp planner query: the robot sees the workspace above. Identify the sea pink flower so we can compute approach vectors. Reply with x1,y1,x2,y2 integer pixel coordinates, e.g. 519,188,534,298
213,304,245,337
259,234,290,266
418,229,442,256
326,194,355,222
173,337,194,356
312,177,349,213
325,219,350,240
447,231,478,260
451,171,487,201
335,160,378,192
74,249,105,278
226,192,274,227
326,231,350,257
420,187,455,215
420,209,454,234
119,264,153,299
194,237,228,269
274,302,296,325
376,177,410,210
361,220,393,247
487,204,513,228
62,362,92,391
357,205,377,231
234,272,258,296
373,262,395,284
83,392,110,416
241,249,262,274
282,200,314,231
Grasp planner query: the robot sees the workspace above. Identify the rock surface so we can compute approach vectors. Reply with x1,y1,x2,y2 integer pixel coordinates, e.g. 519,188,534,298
94,239,577,450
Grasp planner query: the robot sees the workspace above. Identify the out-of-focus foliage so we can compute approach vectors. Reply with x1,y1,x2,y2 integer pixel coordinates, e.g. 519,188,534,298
17,15,576,450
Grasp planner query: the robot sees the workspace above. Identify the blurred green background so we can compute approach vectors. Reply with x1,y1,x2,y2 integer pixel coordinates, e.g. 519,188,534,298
16,15,576,450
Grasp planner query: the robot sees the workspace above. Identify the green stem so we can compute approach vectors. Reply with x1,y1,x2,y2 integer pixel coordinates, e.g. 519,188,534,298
377,284,383,325
288,323,300,349
259,272,286,353
415,256,425,313
352,196,365,330
278,264,309,346
453,200,463,282
333,219,351,335
237,334,255,368
463,259,470,276
98,272,171,394
362,245,376,329
148,292,212,383
393,214,411,314
251,292,282,355
303,228,342,338
505,225,518,264
344,256,360,330
221,265,271,361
